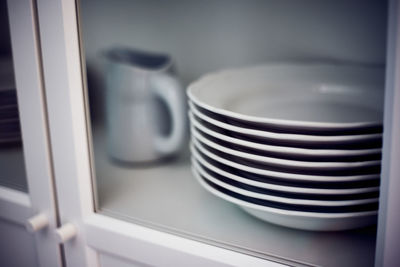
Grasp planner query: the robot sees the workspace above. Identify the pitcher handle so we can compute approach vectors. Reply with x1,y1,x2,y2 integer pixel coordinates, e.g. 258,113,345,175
152,74,186,155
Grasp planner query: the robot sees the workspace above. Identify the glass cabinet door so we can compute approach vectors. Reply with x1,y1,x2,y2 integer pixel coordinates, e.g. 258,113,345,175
36,0,400,267
0,0,27,193
80,1,386,265
0,0,64,266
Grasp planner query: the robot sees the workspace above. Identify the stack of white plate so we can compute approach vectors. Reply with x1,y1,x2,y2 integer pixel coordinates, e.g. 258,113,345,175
187,63,384,231
0,58,21,146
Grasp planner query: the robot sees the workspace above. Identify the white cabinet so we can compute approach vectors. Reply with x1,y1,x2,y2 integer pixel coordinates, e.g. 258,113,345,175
0,0,64,266
0,219,39,267
2,0,400,266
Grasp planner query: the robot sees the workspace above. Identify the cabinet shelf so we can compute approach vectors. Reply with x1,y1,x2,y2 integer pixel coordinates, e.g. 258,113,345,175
93,126,377,267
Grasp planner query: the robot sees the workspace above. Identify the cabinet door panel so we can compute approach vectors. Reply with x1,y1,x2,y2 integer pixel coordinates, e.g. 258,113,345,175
36,0,400,267
0,219,39,267
5,0,64,266
100,254,151,267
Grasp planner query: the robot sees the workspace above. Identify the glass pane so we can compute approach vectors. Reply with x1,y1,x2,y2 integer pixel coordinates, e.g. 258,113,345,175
0,0,27,192
78,0,387,265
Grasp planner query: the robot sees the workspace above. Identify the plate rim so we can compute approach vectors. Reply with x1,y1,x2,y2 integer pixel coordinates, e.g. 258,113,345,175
193,159,379,207
189,111,382,157
191,126,381,170
192,165,378,218
192,151,380,195
189,102,382,144
187,63,384,130
190,142,380,182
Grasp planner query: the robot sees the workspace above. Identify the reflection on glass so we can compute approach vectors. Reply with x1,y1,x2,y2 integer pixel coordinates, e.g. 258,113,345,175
0,1,28,192
78,0,386,264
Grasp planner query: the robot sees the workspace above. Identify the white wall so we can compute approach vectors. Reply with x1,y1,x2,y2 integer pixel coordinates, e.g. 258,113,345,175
79,0,387,121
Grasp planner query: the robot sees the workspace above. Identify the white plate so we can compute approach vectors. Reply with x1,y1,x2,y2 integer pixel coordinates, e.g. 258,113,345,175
192,149,380,195
191,126,380,171
192,166,377,231
191,137,380,177
192,159,378,207
190,102,382,148
241,206,376,231
188,63,384,132
189,112,381,160
190,141,380,182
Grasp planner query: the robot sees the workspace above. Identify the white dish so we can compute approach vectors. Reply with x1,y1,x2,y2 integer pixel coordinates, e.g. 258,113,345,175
188,63,384,132
191,126,380,171
190,141,380,182
192,166,377,231
191,136,380,176
241,206,376,231
192,148,380,195
189,112,381,160
190,102,382,147
192,159,378,207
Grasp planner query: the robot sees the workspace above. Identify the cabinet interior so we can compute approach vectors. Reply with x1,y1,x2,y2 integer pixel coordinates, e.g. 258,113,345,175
78,0,388,266
0,0,27,192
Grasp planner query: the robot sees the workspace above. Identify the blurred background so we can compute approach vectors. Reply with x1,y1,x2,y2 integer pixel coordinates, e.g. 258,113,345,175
79,0,387,124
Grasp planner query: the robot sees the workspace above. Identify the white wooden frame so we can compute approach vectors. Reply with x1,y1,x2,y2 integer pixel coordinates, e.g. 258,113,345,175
5,0,63,266
0,185,32,224
375,0,400,266
37,0,400,266
35,0,98,266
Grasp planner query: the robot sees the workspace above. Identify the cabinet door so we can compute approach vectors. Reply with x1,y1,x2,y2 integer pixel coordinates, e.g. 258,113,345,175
34,1,289,266
36,0,400,267
0,0,63,266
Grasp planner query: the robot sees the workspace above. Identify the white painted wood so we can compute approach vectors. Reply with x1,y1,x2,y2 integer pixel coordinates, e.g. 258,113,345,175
7,0,63,266
100,254,151,267
0,218,39,267
85,214,286,267
55,223,78,244
26,213,49,233
100,254,152,267
35,0,98,266
0,185,32,224
375,0,400,266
